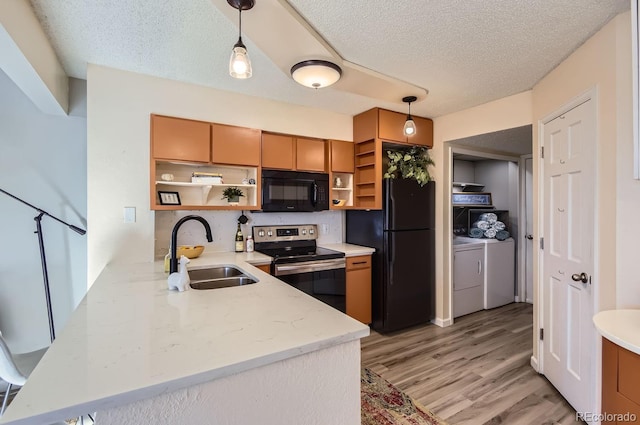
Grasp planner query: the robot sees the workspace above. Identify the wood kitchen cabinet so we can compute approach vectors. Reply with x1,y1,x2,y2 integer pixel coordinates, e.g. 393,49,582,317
261,132,327,172
346,255,372,324
296,137,327,172
329,140,355,209
330,140,354,173
152,115,210,162
355,107,433,148
150,115,261,211
211,123,261,166
352,139,383,210
602,338,640,423
262,133,294,170
254,264,271,274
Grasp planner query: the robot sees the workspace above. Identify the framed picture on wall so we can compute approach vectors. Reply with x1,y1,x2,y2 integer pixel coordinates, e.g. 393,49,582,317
158,191,181,205
633,0,640,179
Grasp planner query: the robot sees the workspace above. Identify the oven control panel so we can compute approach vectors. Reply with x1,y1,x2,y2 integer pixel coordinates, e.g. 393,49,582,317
253,225,317,243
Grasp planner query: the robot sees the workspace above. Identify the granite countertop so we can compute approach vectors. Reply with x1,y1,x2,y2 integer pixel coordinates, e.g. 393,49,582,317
319,243,375,257
1,251,369,425
593,309,640,355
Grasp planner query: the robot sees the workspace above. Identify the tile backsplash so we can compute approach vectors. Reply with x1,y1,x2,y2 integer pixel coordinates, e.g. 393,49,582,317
155,210,344,258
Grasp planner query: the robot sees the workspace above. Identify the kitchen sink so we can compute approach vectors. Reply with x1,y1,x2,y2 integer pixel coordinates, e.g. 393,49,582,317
189,266,245,281
190,276,257,290
188,266,257,290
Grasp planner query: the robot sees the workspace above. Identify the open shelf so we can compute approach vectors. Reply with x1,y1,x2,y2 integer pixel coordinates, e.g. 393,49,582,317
153,161,259,209
156,182,256,188
330,172,354,208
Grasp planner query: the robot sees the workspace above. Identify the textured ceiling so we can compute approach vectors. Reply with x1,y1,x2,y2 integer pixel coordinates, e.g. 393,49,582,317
29,0,629,118
451,125,533,160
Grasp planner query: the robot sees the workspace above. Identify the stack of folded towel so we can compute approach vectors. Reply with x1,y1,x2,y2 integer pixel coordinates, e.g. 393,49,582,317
470,212,510,240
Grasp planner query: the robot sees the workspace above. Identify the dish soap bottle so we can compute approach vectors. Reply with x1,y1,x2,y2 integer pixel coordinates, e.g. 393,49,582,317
235,223,244,252
246,235,254,252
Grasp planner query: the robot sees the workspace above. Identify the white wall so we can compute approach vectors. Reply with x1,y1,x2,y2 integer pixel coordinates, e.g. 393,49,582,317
475,160,519,238
87,65,352,284
0,71,87,353
452,160,475,182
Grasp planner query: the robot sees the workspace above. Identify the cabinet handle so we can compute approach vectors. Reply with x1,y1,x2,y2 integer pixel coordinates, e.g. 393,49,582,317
352,261,367,265
478,260,482,274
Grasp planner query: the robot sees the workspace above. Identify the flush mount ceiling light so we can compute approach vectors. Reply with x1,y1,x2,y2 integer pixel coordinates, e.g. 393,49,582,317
228,0,255,79
290,60,342,89
402,96,417,136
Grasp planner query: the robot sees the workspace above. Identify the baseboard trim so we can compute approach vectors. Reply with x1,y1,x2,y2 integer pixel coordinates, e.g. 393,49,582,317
530,355,539,372
431,317,453,327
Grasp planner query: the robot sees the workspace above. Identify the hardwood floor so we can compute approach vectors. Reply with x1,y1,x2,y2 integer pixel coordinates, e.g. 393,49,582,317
361,303,583,425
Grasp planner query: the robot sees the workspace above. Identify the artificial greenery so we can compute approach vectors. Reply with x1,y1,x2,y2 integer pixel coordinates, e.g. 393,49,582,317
222,186,245,201
383,146,434,186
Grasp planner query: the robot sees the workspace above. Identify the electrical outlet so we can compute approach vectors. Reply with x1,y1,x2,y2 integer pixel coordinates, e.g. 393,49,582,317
321,223,329,235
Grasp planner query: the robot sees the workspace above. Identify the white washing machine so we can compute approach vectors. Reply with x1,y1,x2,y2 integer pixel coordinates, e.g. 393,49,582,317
453,236,515,310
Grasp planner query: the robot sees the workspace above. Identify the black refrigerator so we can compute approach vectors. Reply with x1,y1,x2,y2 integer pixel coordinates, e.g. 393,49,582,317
346,179,435,333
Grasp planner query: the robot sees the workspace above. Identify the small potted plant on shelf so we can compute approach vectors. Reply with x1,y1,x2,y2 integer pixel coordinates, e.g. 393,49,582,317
222,187,244,204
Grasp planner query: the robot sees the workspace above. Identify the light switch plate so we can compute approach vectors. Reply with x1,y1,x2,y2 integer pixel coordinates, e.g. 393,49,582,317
123,207,136,223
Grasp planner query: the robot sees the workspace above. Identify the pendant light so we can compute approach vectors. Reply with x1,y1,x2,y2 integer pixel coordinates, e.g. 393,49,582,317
402,96,417,136
228,0,255,79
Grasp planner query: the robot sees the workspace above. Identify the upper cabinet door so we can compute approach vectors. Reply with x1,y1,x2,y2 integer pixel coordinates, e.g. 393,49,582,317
262,133,294,170
410,116,434,148
211,123,261,166
296,137,327,172
377,109,408,143
152,115,210,162
331,140,355,173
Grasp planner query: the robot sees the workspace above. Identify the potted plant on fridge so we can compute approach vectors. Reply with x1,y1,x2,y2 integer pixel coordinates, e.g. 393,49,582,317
383,146,434,187
222,187,244,204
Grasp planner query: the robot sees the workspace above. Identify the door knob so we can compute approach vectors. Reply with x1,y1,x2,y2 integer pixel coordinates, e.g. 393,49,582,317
525,234,533,240
571,272,589,284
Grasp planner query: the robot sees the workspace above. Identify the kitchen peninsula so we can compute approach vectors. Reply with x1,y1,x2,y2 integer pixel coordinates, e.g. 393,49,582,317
0,252,369,425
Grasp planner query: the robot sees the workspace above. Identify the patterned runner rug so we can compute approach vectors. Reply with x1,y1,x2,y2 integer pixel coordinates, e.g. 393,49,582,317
361,368,448,425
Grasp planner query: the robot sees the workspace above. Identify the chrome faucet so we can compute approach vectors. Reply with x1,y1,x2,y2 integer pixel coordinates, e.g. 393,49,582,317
170,215,213,273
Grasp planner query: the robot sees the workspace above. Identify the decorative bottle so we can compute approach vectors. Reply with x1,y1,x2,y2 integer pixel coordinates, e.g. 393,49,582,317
235,223,244,252
246,235,254,252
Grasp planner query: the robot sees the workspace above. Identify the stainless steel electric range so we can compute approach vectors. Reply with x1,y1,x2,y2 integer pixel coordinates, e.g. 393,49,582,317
253,224,346,312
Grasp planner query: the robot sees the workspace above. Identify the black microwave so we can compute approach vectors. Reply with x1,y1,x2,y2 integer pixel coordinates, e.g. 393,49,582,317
261,170,329,212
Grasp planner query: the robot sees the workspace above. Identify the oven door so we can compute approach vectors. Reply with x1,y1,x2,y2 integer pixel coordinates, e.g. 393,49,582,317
274,259,346,312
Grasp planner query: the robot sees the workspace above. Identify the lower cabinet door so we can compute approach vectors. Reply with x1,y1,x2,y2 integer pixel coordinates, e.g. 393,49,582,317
346,256,372,324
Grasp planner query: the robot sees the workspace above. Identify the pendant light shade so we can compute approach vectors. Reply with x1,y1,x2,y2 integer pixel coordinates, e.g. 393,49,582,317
228,0,255,79
402,96,418,136
291,60,342,89
229,42,251,79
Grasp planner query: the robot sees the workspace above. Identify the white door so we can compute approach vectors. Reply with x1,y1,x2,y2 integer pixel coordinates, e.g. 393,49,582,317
525,157,533,303
542,99,595,414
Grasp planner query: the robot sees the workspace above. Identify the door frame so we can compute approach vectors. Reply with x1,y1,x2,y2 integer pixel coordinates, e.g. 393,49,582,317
446,144,521,325
518,154,533,303
536,87,600,412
